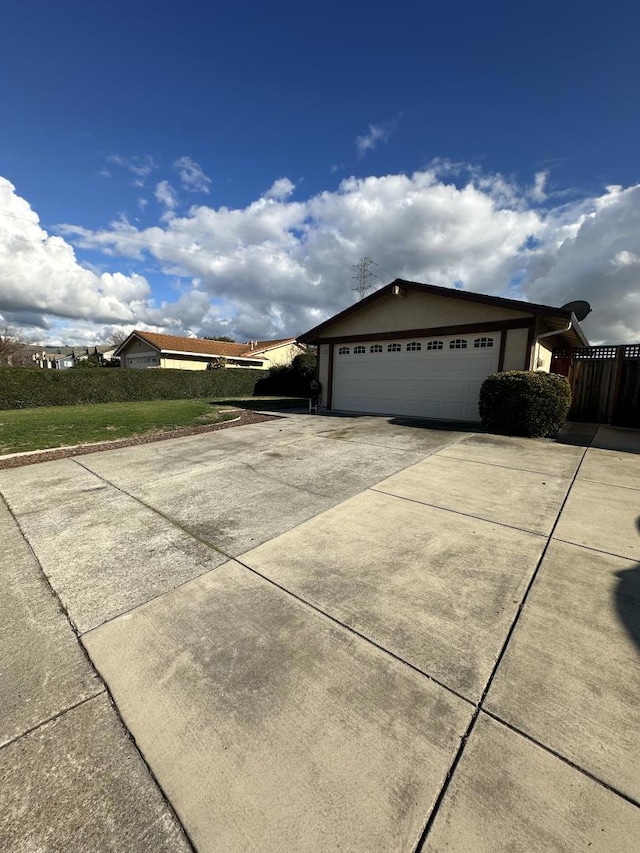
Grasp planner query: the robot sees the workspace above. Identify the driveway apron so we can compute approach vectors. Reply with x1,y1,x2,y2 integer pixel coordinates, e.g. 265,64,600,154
1,415,639,851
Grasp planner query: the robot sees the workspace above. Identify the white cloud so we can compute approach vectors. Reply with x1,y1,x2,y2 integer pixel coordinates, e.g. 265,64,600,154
57,167,545,339
4,166,640,345
173,156,211,193
264,177,296,200
530,170,549,202
355,124,389,158
0,177,208,344
106,154,158,187
355,117,400,158
138,197,148,210
154,180,178,210
108,154,157,177
521,183,640,342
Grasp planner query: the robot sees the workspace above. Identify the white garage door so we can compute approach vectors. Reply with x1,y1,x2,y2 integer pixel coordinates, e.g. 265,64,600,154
332,333,500,421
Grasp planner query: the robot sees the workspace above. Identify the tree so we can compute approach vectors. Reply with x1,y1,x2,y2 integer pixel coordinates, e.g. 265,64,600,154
291,351,317,378
204,335,236,342
0,325,31,367
110,330,128,348
72,352,103,369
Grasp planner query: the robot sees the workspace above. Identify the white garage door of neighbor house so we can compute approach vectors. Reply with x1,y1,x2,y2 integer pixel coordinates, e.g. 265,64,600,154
332,333,501,420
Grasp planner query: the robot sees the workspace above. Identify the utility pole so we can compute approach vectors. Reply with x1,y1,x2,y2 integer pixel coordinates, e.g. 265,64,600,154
351,257,377,300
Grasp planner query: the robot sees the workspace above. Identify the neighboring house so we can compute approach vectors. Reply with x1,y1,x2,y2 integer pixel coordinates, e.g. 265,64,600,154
30,345,116,369
298,278,589,422
52,352,76,369
114,331,305,371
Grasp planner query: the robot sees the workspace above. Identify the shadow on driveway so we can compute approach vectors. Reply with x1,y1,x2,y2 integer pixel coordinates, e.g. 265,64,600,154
615,517,640,653
388,416,480,434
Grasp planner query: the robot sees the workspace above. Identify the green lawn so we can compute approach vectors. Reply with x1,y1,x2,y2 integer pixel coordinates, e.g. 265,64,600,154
0,398,242,455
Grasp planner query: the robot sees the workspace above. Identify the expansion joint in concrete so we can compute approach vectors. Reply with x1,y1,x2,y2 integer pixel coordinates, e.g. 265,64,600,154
0,691,106,753
482,709,640,812
234,556,474,708
0,487,198,853
412,435,595,851
71,458,228,559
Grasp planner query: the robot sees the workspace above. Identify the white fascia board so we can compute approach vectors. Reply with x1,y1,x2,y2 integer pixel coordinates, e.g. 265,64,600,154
162,348,263,363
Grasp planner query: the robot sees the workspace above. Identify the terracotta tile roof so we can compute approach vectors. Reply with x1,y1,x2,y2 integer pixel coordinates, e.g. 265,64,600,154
128,330,296,360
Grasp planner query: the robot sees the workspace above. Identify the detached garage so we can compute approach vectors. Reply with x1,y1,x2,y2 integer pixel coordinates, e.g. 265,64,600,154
299,279,589,422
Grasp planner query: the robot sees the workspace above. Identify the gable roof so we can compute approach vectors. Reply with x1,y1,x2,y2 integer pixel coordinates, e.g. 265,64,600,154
298,279,589,345
114,330,298,361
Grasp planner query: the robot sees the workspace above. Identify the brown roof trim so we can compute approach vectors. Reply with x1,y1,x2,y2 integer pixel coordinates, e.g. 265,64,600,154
298,279,578,344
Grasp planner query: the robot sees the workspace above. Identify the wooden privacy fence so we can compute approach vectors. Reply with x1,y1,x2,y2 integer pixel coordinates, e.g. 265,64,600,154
551,344,640,427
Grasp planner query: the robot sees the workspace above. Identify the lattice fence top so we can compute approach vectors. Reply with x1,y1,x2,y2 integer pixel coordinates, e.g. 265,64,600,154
574,346,618,359
552,344,640,360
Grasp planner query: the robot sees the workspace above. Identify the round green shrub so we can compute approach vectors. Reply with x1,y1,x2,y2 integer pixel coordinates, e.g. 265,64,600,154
479,371,572,437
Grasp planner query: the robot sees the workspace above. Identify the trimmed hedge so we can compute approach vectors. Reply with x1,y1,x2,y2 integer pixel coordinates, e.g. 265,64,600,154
479,371,572,437
0,367,268,410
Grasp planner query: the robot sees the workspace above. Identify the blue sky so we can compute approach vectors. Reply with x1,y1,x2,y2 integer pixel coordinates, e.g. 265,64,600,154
1,0,639,345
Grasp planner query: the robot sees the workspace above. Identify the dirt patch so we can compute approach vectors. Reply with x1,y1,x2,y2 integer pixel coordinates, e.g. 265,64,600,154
0,410,279,470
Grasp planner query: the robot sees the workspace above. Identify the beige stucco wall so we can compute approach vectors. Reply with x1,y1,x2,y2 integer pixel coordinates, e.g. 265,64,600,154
160,355,265,370
321,289,533,338
502,327,530,371
533,341,553,372
123,338,155,354
160,356,208,371
258,342,305,368
120,338,160,368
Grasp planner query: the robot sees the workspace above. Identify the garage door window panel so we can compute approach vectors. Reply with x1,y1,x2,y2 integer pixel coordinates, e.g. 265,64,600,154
450,339,468,349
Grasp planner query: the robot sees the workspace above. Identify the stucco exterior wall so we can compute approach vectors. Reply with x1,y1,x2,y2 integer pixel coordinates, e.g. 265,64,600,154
160,356,265,370
160,356,208,371
502,327,530,371
124,338,155,354
258,343,305,368
120,338,161,369
322,290,533,339
534,342,553,372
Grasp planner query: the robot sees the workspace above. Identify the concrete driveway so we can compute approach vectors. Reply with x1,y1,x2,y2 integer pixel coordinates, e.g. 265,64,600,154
1,414,639,851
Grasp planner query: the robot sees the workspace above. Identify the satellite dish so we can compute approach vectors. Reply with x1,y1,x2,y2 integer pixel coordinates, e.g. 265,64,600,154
560,300,592,322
